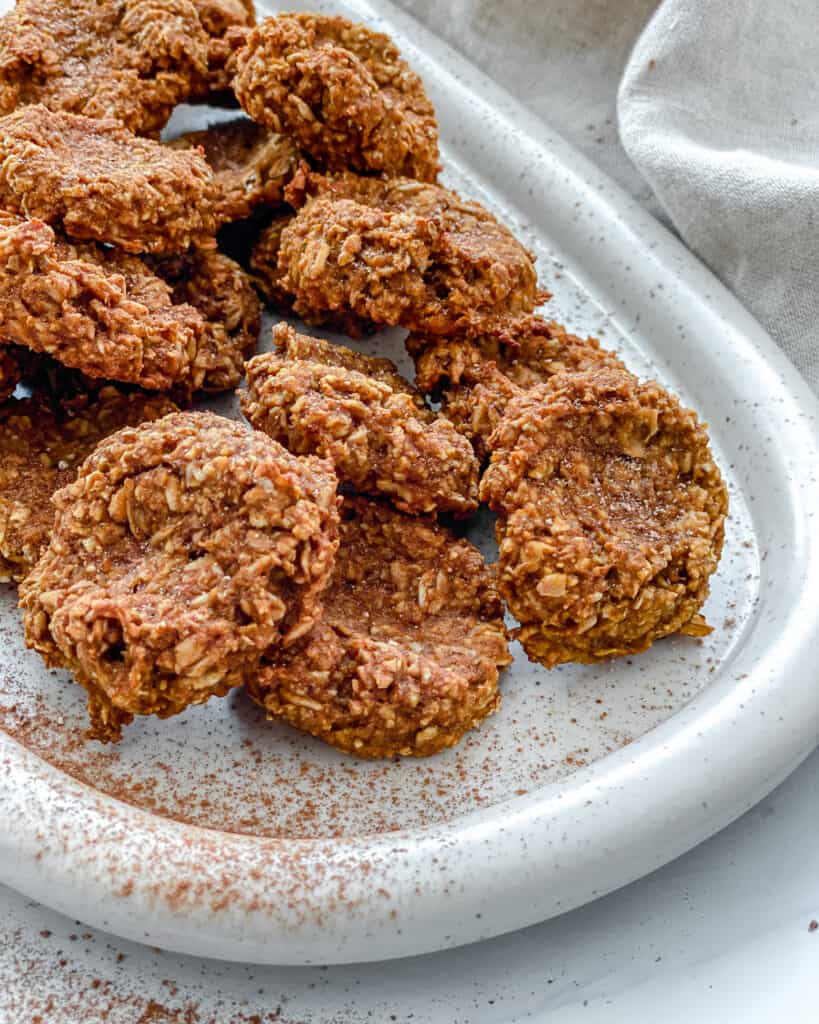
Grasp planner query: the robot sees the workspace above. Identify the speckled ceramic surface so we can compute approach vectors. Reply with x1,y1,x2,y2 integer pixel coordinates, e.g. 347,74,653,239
0,0,818,967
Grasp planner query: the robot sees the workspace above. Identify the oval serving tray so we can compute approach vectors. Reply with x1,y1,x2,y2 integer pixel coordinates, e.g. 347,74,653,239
0,0,817,965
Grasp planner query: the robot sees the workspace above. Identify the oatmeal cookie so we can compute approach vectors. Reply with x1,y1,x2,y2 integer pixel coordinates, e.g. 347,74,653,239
0,213,201,390
273,324,422,404
249,211,374,339
150,249,261,392
277,174,542,334
243,325,479,517
248,496,511,758
250,212,373,339
0,388,177,583
408,314,624,457
480,368,728,667
0,106,216,255
21,411,340,742
167,119,300,223
0,0,211,137
232,13,439,180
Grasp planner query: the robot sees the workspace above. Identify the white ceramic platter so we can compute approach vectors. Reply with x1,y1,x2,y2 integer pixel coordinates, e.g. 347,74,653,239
0,0,818,967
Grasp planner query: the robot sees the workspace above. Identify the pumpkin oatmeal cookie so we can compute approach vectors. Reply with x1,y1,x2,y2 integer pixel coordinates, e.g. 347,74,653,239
248,496,511,758
0,387,177,583
0,0,211,136
277,173,542,335
243,324,479,517
0,106,216,255
20,411,340,742
480,367,728,667
232,12,439,180
408,313,624,457
0,213,202,390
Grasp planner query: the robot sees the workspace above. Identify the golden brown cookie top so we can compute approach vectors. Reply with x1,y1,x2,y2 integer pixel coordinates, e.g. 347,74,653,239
408,313,624,457
233,13,439,180
0,212,203,390
481,367,728,666
277,174,542,335
0,387,177,582
249,495,511,758
20,411,340,741
243,331,480,517
407,314,616,391
0,105,217,254
0,0,212,136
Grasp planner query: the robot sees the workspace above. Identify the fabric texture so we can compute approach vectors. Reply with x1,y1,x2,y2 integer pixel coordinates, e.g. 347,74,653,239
619,0,819,391
398,0,819,392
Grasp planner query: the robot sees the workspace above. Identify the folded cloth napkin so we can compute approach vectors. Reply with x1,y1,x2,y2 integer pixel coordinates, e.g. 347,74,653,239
400,0,819,392
619,0,819,391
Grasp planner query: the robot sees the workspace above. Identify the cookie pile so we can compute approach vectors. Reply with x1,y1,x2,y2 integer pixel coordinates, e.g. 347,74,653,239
0,3,728,757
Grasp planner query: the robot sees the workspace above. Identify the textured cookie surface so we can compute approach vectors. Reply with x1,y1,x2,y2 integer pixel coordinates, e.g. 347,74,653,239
481,368,728,666
233,13,439,180
243,325,480,517
248,496,511,758
0,105,216,254
21,411,340,741
278,173,542,335
0,0,211,136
